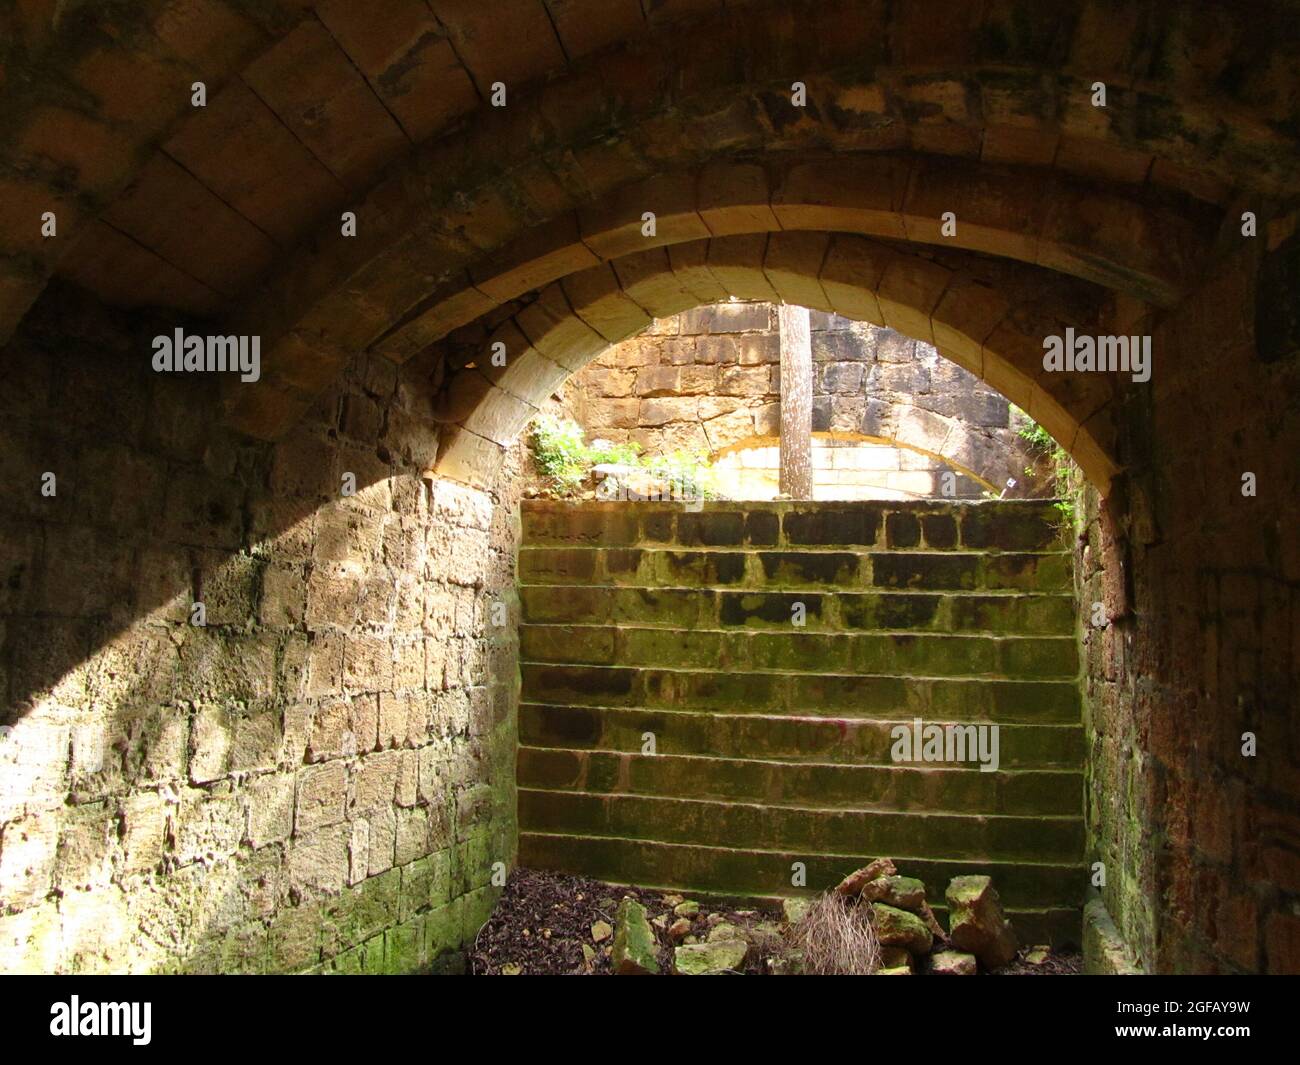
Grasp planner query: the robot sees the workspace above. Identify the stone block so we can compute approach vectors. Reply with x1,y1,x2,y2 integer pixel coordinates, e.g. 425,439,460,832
296,762,347,835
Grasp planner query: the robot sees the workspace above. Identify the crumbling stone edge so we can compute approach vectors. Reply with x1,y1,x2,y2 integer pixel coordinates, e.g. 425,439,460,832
1083,891,1143,975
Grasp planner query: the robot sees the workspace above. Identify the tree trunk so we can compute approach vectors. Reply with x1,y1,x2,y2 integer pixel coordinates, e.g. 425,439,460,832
778,303,814,500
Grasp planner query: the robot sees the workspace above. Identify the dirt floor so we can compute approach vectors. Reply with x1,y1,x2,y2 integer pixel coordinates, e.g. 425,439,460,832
468,868,1082,975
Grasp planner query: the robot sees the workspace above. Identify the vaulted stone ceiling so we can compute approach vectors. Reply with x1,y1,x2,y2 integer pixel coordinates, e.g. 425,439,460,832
3,0,1298,491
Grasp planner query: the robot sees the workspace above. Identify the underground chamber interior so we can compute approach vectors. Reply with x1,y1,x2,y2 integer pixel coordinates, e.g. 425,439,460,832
0,0,1296,983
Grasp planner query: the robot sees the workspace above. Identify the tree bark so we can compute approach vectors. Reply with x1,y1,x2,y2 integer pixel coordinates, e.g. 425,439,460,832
778,303,814,500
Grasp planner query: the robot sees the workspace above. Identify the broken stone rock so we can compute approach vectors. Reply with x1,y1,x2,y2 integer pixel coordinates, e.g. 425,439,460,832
707,921,745,944
834,858,897,898
946,875,1018,970
861,874,926,911
872,903,934,954
781,897,812,924
917,900,948,944
929,950,977,975
672,940,748,975
611,898,660,975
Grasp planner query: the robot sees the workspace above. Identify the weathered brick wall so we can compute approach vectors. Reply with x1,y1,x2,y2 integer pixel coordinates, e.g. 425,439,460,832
0,288,520,973
1080,233,1300,974
566,302,1044,498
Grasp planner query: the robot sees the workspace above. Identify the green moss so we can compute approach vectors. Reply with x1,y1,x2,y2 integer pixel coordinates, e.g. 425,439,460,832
611,898,660,974
385,918,425,974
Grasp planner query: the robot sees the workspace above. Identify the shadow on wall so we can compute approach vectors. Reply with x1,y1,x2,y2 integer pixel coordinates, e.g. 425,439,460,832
0,287,519,974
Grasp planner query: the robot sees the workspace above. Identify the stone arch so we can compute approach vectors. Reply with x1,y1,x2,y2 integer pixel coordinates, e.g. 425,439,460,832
710,431,1005,498
11,0,1294,350
7,1,1288,453
414,232,1121,493
0,0,1295,978
356,154,1212,360
221,151,1219,442
125,0,1294,444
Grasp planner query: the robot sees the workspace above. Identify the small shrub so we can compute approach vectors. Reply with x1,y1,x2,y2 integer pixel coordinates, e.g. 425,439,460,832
529,413,721,500
1013,406,1082,528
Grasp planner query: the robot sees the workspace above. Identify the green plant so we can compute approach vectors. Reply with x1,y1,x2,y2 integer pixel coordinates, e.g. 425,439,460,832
531,413,638,494
529,414,719,500
529,413,591,494
1012,406,1082,527
641,448,720,501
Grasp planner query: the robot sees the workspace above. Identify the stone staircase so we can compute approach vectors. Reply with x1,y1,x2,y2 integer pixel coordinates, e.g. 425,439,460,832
515,499,1086,945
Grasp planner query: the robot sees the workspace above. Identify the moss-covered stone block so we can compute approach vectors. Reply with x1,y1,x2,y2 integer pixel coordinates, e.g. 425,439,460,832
920,512,958,549
872,552,979,590
520,583,611,623
885,511,922,548
425,898,464,962
621,626,724,669
677,510,745,546
461,884,499,944
657,549,748,586
961,504,1062,551
719,590,824,627
611,587,706,626
611,897,661,974
841,592,942,631
782,505,880,546
873,903,933,953
520,623,615,664
757,550,861,586
385,916,426,973
999,636,1078,678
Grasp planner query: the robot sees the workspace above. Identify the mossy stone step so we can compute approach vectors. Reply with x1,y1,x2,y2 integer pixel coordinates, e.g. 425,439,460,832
517,746,1083,816
518,832,1085,918
519,548,1073,594
518,499,1083,927
520,704,1086,767
521,623,1079,678
519,789,1084,862
520,665,1082,722
520,584,1076,635
521,500,1067,552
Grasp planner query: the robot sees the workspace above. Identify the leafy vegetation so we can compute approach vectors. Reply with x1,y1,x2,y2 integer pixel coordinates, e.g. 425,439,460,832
1013,406,1083,527
530,414,636,494
529,413,720,500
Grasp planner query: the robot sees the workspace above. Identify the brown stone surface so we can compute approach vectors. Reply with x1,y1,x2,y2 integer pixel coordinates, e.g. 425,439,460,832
0,0,1297,979
560,299,1037,499
0,292,522,973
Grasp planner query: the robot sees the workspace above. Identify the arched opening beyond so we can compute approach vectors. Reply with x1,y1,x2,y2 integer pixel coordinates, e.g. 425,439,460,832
711,432,1003,500
411,232,1120,494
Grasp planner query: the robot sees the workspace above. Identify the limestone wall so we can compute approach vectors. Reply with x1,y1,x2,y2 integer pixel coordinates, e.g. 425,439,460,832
0,289,520,973
566,302,1043,499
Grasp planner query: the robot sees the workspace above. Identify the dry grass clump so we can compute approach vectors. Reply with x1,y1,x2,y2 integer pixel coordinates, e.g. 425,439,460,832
786,893,881,975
